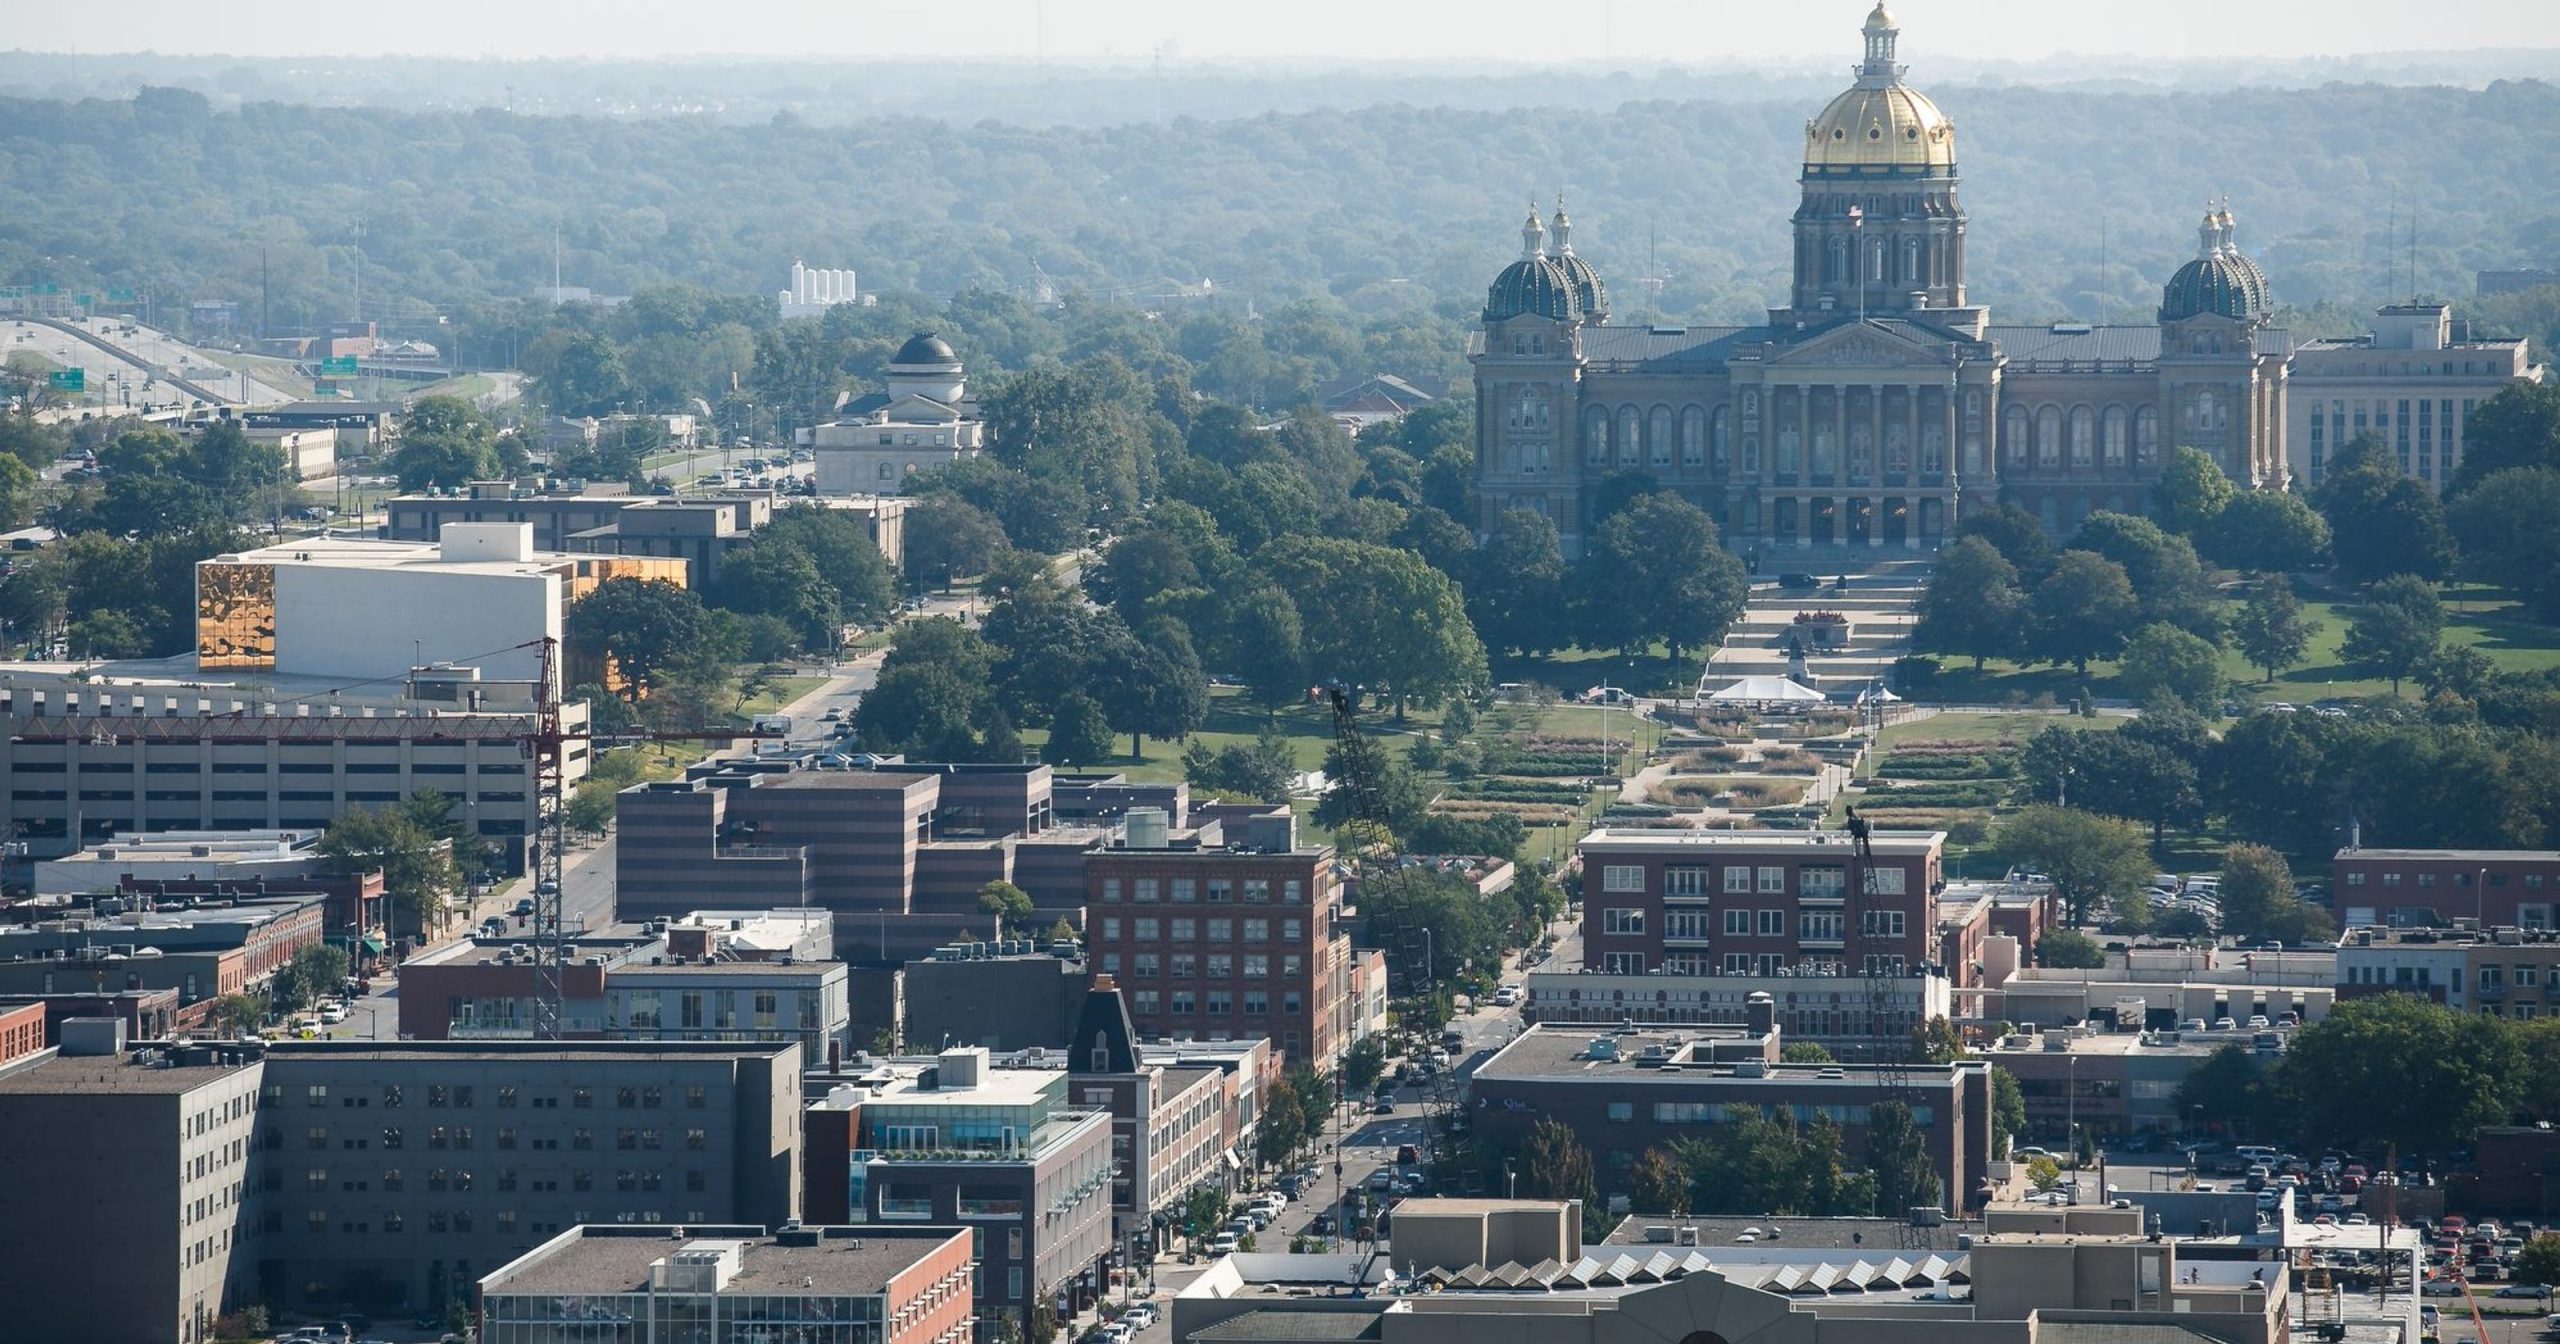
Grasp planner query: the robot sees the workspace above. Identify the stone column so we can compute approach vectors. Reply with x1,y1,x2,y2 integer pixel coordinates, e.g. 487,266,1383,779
1871,382,1886,484
1869,494,1885,547
1832,386,1847,484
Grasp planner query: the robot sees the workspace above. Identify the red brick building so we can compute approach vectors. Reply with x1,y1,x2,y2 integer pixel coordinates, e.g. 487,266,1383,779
1085,843,1348,1069
2331,848,2560,930
0,1001,43,1068
1578,828,1945,978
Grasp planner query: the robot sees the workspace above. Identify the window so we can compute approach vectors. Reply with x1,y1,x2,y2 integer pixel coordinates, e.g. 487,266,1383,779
1207,879,1232,904
1207,954,1234,978
1133,953,1159,977
1101,878,1122,904
1101,917,1122,940
1243,920,1269,943
1602,865,1645,893
381,1085,403,1107
1160,918,1184,940
1603,907,1646,936
1244,879,1271,903
1244,991,1269,1014
1800,911,1844,941
1602,952,1646,975
1171,991,1197,1015
1725,909,1753,936
686,1127,708,1151
1244,954,1268,977
1172,878,1196,903
1665,866,1708,897
1607,1101,1635,1121
381,1127,403,1150
1208,919,1233,941
1135,878,1159,903
306,1085,328,1106
573,1087,593,1108
1758,866,1786,894
1861,910,1908,937
1207,991,1233,1014
1724,866,1755,894
1171,953,1196,978
1871,867,1906,895
429,1084,449,1107
1724,954,1753,974
1758,910,1785,936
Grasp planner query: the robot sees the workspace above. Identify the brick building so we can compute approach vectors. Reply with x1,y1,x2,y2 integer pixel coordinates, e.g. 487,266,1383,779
1577,828,1945,978
2331,847,2560,930
1084,838,1350,1069
477,1224,972,1344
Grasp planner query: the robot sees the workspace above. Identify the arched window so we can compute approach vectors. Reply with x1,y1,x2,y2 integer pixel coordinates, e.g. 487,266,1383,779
2135,406,2159,467
1706,406,1728,475
1826,235,1848,284
1583,406,1610,465
2002,405,2030,467
1682,406,1707,468
2102,406,2128,467
2069,405,2095,467
1869,237,1888,282
1650,406,1674,467
2036,406,2063,468
1902,236,1923,283
1619,406,1642,466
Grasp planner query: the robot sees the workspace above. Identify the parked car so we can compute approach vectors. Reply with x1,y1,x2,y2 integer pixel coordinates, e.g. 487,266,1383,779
1125,1304,1159,1331
1207,1232,1239,1255
1372,1097,1396,1114
2496,1284,2547,1298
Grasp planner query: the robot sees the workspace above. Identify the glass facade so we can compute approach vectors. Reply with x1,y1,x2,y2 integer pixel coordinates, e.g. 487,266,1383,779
482,1289,883,1344
195,562,278,669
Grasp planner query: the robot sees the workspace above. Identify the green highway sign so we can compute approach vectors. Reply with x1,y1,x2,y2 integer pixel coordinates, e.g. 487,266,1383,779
321,355,359,377
48,369,84,392
106,288,136,303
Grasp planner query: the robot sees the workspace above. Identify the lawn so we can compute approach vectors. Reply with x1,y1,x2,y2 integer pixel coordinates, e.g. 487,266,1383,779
2215,591,2560,703
1870,710,2110,754
737,674,827,716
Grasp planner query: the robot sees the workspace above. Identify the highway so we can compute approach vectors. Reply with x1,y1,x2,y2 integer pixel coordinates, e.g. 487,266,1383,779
7,315,300,409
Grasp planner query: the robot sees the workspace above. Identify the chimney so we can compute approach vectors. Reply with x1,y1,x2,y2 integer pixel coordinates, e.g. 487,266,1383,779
1745,991,1776,1038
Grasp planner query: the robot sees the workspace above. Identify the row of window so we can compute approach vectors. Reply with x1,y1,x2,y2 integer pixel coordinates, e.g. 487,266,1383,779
2344,870,2550,889
1128,990,1302,1017
285,1082,711,1109
1095,952,1303,979
1096,876,1307,904
1602,906,1904,938
1095,917,1305,943
1602,863,1906,897
1602,952,1908,977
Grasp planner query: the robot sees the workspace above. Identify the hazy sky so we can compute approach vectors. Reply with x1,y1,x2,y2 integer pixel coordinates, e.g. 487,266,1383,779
12,0,2558,63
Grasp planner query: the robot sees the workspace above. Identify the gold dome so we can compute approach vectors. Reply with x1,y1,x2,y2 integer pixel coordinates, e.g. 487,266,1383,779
1804,83,1955,172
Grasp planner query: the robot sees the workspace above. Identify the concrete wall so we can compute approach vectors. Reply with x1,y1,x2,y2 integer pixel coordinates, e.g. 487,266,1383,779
269,561,554,684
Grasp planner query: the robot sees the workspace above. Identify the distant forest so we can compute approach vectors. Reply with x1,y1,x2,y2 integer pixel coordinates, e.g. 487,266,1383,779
5,75,2560,389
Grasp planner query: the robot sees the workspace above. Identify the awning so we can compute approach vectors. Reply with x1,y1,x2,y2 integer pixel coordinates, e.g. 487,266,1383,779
1221,1150,1242,1170
360,936,386,955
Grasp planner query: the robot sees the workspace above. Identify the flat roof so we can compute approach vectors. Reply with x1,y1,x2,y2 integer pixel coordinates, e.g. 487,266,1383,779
1580,828,1944,855
1475,1026,1975,1086
2335,848,2560,863
486,1228,957,1298
264,1041,793,1064
1193,1312,1383,1343
1603,1213,1983,1251
869,1067,1062,1109
213,535,569,580
0,1051,252,1095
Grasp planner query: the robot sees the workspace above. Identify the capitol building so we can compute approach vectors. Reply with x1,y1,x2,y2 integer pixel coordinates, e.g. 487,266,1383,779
1469,4,2536,557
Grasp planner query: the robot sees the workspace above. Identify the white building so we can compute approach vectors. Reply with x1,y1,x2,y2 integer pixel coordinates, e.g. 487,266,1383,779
780,260,861,318
33,829,324,900
2290,302,2543,490
807,333,985,495
192,522,687,685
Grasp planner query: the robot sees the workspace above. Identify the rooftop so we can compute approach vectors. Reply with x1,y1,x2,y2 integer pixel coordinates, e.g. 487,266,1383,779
1475,1024,1979,1086
1192,1313,1383,1343
1602,1213,1983,1252
483,1226,960,1298
211,531,569,580
1579,827,1944,856
2335,848,2560,863
262,1041,795,1065
0,1050,253,1096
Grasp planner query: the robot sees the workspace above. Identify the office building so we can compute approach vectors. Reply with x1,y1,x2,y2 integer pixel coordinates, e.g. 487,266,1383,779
804,1046,1114,1331
1521,965,1951,1048
2336,923,2560,1019
1470,1003,1993,1214
903,944,1091,1055
1067,979,1237,1245
0,667,588,869
2289,302,2541,488
35,828,328,898
193,523,686,684
1983,1025,2285,1139
1086,833,1351,1069
2332,846,2560,930
0,893,329,1028
0,1028,268,1344
478,1223,973,1344
252,1040,804,1314
1577,828,1945,988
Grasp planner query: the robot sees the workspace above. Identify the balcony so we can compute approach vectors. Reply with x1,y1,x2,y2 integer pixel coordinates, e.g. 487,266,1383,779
1798,888,1848,906
1663,933,1715,947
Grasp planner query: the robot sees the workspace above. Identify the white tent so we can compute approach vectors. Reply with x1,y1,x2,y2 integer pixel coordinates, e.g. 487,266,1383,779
1705,676,1828,704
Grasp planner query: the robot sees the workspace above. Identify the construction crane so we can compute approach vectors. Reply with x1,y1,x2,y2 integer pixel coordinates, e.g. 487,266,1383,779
1845,803,1928,1247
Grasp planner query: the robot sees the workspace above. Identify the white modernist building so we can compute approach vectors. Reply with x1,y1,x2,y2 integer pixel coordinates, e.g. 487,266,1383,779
806,332,986,495
192,522,688,686
779,259,861,318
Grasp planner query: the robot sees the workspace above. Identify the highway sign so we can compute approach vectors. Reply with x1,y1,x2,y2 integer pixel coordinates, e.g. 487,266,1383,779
321,355,359,377
47,369,84,392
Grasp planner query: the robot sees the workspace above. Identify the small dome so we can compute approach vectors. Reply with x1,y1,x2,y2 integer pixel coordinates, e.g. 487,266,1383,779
2161,253,2269,322
1865,2,1898,31
892,332,959,367
1552,252,1609,323
1485,257,1582,324
1806,83,1955,173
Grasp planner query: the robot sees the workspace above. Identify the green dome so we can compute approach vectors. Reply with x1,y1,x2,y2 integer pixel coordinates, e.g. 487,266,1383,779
1485,256,1582,323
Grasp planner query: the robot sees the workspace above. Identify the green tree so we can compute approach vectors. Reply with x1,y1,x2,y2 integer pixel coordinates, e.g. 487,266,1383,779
1628,1147,1691,1215
1255,1072,1307,1169
2039,928,2107,969
318,806,464,937
2317,435,2456,584
1262,537,1486,716
2451,379,2560,493
565,784,619,838
2068,512,2219,632
903,495,1010,591
2418,644,2499,701
1468,509,1570,659
2116,623,2224,713
1990,1067,2026,1158
1230,586,1309,716
2448,466,2560,622
547,331,634,417
566,577,717,703
1913,536,2025,671
976,880,1034,940
2149,445,2236,536
1999,805,2154,926
1042,692,1117,766
2215,843,2330,945
2516,1236,2560,1289
1517,1118,1597,1210
2026,551,2141,675
2201,489,2331,574
1954,502,2056,582
394,394,504,490
1782,1041,1837,1064
757,505,899,625
1867,1101,1942,1217
2176,1044,2268,1139
1341,1036,1388,1094
2231,575,2314,683
2340,573,2444,694
2272,994,2523,1154
209,993,268,1037
1575,492,1747,664
273,944,351,1014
